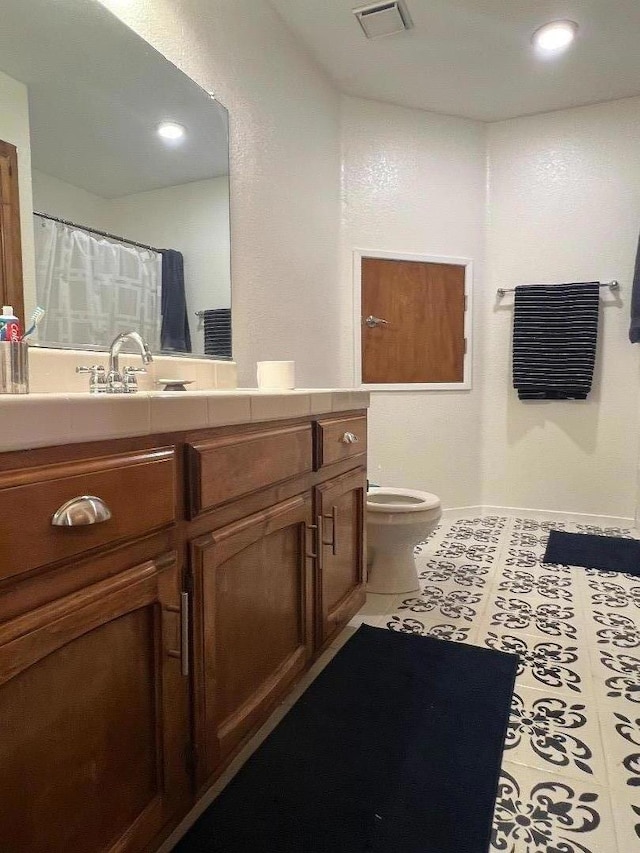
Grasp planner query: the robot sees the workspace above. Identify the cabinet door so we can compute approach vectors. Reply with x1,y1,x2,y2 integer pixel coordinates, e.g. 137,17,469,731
191,494,314,786
0,554,190,853
315,468,366,647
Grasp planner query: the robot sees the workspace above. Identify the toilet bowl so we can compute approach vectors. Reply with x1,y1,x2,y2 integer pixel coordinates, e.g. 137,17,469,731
366,487,442,594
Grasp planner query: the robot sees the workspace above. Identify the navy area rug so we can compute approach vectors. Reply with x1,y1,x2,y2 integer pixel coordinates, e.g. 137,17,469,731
544,529,640,575
174,624,518,853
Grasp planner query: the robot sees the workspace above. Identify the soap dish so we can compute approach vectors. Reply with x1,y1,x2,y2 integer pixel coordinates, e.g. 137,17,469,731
156,379,195,392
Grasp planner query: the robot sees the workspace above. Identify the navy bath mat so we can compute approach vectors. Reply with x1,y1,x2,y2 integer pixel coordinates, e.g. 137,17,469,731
173,624,518,853
544,529,640,575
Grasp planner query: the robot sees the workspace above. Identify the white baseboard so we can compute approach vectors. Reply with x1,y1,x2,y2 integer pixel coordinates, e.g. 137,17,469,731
441,505,484,520
442,504,635,528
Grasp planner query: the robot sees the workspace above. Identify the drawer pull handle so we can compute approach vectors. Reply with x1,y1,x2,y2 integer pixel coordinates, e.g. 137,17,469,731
341,432,359,445
51,495,112,527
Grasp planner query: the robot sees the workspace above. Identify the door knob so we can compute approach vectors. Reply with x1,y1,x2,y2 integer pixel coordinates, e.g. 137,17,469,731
364,315,390,328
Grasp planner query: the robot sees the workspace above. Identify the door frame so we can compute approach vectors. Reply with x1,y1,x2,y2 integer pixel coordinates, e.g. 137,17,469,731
352,248,473,391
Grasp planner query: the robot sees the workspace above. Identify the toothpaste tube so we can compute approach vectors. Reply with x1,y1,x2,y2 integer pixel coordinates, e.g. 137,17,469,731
0,306,22,342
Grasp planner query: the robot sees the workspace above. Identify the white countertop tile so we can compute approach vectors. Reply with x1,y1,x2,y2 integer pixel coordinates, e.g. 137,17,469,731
0,389,369,451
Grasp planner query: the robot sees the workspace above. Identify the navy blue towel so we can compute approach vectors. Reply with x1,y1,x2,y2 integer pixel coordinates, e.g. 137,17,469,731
160,249,192,353
512,283,600,400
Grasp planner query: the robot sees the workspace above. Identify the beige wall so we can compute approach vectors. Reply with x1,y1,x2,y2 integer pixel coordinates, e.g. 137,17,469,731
99,0,341,388
32,169,111,231
110,177,231,354
340,96,487,508
482,97,640,519
98,2,640,520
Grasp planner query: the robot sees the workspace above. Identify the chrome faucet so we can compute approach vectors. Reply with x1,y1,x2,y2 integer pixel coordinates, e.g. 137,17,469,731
76,331,154,394
107,331,153,393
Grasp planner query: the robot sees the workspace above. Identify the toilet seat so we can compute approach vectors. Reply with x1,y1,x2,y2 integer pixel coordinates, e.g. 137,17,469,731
367,487,441,514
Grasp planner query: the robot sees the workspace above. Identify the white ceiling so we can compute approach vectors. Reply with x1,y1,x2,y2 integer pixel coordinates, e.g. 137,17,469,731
269,0,640,122
0,0,229,198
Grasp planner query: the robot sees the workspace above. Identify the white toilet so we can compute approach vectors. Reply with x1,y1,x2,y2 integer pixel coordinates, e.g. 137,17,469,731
366,487,442,594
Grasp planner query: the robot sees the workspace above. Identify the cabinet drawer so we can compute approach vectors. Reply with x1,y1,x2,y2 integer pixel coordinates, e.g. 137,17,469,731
316,415,367,469
188,423,313,517
0,448,176,582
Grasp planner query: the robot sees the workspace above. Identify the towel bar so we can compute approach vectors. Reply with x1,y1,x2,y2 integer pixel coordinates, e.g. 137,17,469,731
497,280,619,297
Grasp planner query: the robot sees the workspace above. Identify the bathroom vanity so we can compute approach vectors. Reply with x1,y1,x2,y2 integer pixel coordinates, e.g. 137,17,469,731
0,3,369,848
0,392,367,853
0,390,368,852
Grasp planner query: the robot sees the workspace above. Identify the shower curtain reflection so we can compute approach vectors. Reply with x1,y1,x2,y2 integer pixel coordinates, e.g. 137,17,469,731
33,215,162,349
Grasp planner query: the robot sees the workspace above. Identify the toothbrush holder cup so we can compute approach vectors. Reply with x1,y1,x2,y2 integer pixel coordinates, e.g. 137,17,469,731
0,341,29,394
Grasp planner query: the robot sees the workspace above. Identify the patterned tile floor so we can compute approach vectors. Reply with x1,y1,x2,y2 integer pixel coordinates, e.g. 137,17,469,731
164,512,640,853
338,513,640,853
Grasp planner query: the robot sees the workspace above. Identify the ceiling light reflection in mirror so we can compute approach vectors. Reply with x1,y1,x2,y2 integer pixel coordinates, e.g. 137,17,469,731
0,0,231,359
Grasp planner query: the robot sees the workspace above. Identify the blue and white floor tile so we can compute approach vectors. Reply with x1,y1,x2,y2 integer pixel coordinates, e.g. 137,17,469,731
349,512,640,851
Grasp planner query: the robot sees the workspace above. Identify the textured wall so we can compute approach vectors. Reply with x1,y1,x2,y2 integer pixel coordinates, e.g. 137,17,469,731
341,96,487,507
93,4,640,519
100,0,341,387
483,97,640,518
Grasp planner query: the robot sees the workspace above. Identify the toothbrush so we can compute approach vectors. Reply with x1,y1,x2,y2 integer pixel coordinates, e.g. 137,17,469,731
23,306,45,338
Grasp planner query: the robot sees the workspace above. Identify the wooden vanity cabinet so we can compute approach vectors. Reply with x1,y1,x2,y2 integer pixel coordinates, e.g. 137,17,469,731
189,493,315,787
0,409,367,851
0,552,190,853
186,413,367,789
314,467,366,647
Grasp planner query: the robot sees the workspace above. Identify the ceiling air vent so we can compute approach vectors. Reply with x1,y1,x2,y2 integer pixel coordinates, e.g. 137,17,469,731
353,1,414,40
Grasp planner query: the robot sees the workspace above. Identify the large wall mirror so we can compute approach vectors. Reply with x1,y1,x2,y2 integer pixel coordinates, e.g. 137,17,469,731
0,0,231,358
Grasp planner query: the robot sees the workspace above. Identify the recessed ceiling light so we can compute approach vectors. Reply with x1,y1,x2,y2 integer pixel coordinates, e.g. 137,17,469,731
157,121,186,141
532,20,578,53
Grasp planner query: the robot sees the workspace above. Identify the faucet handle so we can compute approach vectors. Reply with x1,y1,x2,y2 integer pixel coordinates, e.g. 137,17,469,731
76,365,107,393
122,365,147,393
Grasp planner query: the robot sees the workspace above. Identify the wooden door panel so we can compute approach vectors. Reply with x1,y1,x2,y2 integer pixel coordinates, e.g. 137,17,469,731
361,257,465,384
0,554,189,853
191,495,314,786
0,139,24,323
315,469,366,647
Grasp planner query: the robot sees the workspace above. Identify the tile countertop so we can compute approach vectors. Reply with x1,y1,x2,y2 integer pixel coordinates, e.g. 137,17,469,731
0,389,370,452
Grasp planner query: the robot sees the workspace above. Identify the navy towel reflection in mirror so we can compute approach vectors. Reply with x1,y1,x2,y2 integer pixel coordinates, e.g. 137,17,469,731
196,308,232,359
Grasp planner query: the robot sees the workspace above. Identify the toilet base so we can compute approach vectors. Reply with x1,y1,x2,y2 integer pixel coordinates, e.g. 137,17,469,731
366,543,421,594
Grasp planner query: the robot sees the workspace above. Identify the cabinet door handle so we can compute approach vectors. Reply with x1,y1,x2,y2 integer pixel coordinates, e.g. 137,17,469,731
180,592,190,677
51,495,112,527
322,505,338,556
316,515,324,572
166,592,190,677
341,431,359,444
305,522,318,559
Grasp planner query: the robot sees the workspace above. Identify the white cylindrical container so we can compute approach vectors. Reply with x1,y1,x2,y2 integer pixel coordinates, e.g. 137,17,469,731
256,361,295,390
